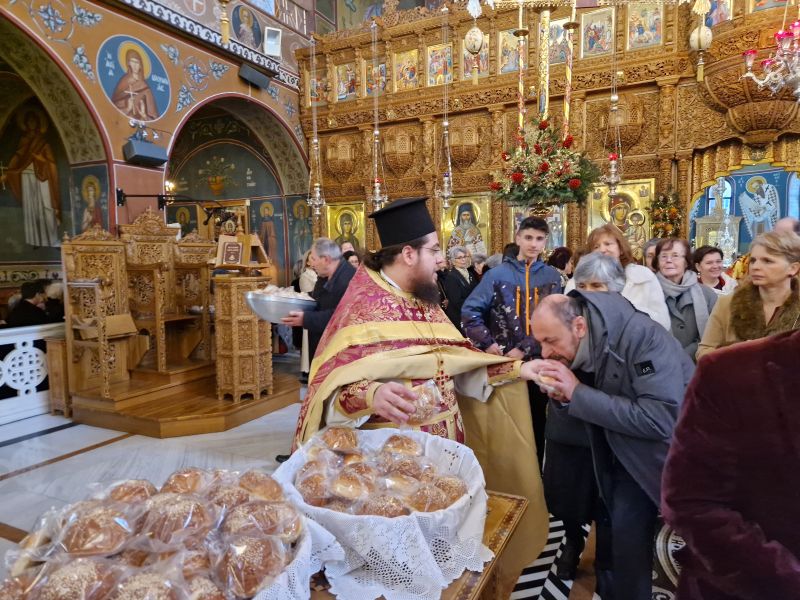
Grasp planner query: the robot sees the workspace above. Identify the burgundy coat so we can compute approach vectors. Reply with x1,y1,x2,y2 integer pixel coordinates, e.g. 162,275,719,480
662,329,800,600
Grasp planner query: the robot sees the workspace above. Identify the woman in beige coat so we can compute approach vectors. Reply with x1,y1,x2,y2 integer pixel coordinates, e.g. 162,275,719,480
696,231,800,360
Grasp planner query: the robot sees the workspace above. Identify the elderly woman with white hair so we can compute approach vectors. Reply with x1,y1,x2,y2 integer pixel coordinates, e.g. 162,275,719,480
573,251,627,293
443,245,477,332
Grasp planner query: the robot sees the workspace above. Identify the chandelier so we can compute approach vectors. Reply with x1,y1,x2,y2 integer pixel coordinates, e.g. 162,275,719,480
742,21,800,100
366,20,388,210
741,2,800,101
434,6,454,210
600,25,622,197
306,37,325,217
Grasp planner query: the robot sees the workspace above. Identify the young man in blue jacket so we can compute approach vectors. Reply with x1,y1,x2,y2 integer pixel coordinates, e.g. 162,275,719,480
461,216,562,466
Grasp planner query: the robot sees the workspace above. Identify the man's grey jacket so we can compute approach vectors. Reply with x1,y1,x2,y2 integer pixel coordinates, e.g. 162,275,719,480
557,290,695,505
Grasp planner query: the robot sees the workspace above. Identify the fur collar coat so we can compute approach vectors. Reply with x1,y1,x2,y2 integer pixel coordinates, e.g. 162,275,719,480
696,280,800,360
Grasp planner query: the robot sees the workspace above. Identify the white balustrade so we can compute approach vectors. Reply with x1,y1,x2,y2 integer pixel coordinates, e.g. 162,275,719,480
0,323,65,425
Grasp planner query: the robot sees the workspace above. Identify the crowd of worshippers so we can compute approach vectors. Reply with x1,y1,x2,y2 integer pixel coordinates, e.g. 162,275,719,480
0,279,64,328
286,202,800,600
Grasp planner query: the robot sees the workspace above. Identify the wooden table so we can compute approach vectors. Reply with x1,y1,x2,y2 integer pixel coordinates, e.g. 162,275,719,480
311,490,528,600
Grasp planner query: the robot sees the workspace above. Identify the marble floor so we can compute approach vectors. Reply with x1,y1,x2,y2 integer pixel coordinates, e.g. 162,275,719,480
0,403,300,578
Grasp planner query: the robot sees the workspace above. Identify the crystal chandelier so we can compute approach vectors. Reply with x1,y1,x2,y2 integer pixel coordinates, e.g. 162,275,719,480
306,37,325,217
741,4,800,101
434,6,454,211
366,20,388,210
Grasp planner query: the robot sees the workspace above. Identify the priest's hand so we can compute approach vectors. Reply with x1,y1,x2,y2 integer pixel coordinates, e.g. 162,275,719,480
485,343,503,356
537,360,579,402
373,382,417,425
505,348,525,359
520,359,546,377
281,311,304,326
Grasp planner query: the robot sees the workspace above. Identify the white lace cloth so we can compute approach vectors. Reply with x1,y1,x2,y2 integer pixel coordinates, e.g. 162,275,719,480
255,518,344,600
273,429,492,600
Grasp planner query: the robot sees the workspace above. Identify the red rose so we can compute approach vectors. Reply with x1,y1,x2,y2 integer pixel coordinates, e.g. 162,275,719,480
538,120,549,130
501,151,510,161
568,178,581,190
489,181,502,191
511,172,525,184
539,162,550,173
562,135,574,149
534,144,542,155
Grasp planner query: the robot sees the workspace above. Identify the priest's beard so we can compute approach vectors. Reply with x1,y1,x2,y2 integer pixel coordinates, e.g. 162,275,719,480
411,271,441,306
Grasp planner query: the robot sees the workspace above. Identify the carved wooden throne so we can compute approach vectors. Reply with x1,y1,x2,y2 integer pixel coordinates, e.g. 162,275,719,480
174,231,216,361
61,226,139,399
119,209,205,372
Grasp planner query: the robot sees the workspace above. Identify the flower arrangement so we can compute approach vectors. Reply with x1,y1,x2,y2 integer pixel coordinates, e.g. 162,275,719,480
490,119,599,208
648,191,684,238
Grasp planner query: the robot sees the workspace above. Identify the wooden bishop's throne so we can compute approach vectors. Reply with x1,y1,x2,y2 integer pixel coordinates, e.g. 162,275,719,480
60,211,297,438
118,209,212,373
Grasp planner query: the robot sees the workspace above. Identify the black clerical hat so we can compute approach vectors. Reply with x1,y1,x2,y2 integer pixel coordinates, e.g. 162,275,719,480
368,197,436,247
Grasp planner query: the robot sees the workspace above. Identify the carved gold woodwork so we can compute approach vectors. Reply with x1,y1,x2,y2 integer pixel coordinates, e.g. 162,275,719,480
383,125,417,177
657,79,678,154
299,4,800,252
448,117,481,171
324,134,359,182
584,92,659,158
421,117,435,176
119,208,205,372
61,227,138,399
175,234,216,361
699,14,800,143
214,276,272,402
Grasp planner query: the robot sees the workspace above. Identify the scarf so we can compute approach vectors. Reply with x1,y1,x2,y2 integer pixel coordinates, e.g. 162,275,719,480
455,266,471,282
730,281,800,341
657,270,710,335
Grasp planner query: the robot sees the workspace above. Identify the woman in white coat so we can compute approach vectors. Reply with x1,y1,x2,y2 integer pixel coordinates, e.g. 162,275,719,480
565,224,670,329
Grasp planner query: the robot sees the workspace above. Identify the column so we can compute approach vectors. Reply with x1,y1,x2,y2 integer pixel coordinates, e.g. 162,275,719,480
677,152,692,239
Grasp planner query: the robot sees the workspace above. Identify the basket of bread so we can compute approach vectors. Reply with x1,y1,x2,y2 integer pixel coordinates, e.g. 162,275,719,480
273,428,492,600
1,467,343,600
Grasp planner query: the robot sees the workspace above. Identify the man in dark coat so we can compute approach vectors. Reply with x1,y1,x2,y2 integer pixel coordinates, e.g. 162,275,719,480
662,329,800,600
277,237,356,464
6,280,48,327
443,245,477,332
281,237,356,365
530,291,694,600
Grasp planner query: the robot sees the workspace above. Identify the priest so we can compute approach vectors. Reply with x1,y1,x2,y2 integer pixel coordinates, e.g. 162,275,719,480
293,197,548,597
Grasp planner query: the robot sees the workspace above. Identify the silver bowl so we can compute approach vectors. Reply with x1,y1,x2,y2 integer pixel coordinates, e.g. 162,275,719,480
245,292,316,323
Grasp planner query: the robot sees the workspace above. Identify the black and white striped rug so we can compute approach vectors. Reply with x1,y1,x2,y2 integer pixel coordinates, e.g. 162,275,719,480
512,517,679,600
511,517,597,600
